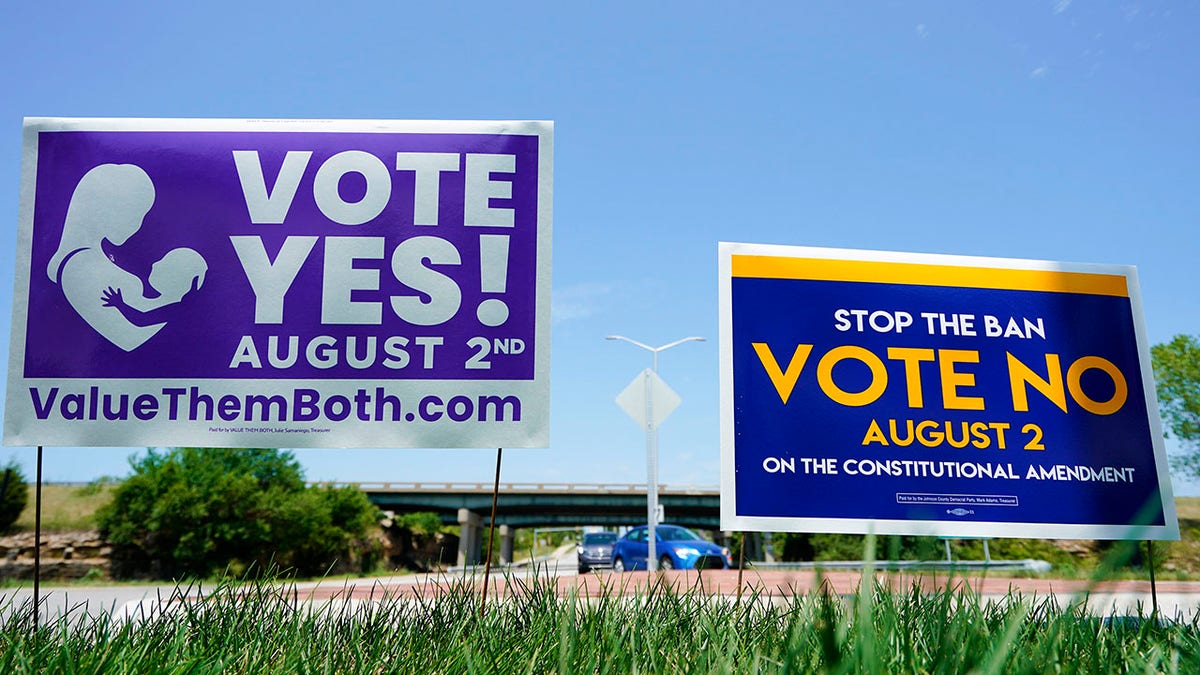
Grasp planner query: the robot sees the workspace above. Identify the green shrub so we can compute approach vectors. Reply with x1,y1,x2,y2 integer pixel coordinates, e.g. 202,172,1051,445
0,460,28,533
394,511,444,536
97,448,379,580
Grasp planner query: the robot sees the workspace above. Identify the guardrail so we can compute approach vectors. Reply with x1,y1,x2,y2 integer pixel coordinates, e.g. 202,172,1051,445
309,481,720,495
41,480,722,496
752,559,1053,573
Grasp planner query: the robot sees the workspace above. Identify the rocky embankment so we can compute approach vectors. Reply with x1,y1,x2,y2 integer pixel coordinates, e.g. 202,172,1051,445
0,531,109,581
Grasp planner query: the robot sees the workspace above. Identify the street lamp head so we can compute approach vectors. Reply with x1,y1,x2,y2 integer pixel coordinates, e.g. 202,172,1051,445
605,335,655,352
657,336,706,351
606,334,706,352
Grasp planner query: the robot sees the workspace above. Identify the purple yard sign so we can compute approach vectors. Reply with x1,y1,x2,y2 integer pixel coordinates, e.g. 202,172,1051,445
5,118,552,449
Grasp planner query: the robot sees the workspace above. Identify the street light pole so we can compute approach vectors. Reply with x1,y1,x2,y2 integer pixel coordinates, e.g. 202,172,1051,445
607,335,704,572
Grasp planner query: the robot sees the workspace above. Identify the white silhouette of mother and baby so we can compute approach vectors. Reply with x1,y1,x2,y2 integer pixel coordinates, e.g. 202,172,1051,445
47,164,207,352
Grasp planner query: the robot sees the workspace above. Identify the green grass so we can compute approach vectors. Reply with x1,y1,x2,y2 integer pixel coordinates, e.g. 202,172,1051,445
1,569,1198,674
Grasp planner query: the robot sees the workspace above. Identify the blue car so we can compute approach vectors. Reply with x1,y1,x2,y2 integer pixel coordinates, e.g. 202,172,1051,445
610,524,732,571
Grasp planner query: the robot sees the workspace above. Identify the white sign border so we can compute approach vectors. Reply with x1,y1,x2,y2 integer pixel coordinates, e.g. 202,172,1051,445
6,117,553,450
718,241,1179,540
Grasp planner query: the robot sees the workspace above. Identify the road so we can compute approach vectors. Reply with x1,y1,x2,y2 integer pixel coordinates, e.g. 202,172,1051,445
0,545,584,624
3,546,1198,624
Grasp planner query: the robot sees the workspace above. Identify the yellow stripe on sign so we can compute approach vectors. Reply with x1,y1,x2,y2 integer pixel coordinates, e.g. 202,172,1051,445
730,255,1129,297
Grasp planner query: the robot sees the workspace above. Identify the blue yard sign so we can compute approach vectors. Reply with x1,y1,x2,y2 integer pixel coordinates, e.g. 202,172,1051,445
719,243,1178,540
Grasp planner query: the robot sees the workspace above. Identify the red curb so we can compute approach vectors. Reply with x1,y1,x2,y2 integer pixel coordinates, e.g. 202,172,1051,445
295,570,1200,602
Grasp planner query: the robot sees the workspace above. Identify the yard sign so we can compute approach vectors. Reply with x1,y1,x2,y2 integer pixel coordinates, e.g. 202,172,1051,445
719,242,1177,540
6,118,552,449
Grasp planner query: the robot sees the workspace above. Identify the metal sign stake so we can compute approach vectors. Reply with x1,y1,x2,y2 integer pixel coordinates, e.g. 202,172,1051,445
735,531,747,608
480,448,503,617
1147,540,1158,618
33,445,43,629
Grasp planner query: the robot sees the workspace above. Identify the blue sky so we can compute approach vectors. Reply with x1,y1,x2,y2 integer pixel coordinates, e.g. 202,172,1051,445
1,1,1197,494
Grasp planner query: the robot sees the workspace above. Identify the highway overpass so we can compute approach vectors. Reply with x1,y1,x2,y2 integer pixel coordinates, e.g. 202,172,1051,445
320,482,734,566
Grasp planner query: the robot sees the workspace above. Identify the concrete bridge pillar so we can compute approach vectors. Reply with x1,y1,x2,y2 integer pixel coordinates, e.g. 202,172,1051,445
498,525,514,564
457,509,482,567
